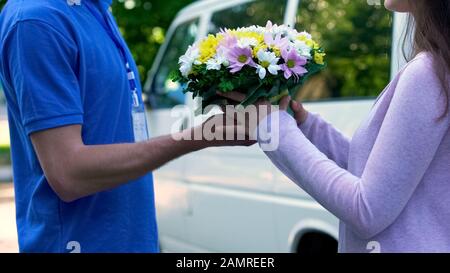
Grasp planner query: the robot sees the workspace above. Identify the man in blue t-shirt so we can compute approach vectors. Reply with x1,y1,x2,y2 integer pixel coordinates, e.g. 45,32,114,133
0,0,252,253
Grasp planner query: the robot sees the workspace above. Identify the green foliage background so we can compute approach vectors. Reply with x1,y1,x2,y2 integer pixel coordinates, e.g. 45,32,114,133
296,0,392,98
0,0,392,98
110,0,194,84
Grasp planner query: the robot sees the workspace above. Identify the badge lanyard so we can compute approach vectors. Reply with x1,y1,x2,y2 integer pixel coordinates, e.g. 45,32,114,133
85,2,149,141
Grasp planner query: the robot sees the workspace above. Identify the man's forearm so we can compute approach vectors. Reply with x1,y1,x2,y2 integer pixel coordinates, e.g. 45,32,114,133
31,115,252,202
60,129,205,201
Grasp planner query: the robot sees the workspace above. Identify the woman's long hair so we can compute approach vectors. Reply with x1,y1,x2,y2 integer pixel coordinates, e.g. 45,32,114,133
403,0,450,119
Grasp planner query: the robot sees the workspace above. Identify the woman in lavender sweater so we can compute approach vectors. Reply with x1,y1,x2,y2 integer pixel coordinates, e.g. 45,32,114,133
222,0,450,252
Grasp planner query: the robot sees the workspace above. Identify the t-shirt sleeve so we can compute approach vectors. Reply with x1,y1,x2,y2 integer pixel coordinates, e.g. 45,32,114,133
5,20,83,135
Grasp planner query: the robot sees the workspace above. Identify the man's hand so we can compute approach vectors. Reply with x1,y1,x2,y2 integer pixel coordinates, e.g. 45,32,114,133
31,119,254,202
188,114,256,147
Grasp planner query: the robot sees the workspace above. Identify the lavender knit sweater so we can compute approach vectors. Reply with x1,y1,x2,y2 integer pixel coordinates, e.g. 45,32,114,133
257,52,450,253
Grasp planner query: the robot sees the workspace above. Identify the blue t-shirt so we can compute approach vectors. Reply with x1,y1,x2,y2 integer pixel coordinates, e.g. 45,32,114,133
0,0,158,253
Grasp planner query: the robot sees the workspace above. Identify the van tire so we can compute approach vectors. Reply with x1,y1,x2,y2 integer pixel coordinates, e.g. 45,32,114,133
296,231,338,254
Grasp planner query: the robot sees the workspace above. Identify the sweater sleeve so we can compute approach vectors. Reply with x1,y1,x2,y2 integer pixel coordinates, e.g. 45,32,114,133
298,113,350,169
257,56,450,239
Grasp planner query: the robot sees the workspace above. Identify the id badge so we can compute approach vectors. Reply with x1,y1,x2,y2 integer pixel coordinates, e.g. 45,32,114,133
132,106,149,142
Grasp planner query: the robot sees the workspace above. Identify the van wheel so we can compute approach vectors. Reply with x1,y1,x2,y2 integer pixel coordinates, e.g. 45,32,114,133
296,232,338,254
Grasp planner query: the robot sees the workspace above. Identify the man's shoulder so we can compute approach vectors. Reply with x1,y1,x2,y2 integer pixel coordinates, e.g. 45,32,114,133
0,0,75,37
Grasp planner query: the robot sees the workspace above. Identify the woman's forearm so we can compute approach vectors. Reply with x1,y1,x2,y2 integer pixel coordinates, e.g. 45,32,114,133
299,112,350,169
259,92,448,238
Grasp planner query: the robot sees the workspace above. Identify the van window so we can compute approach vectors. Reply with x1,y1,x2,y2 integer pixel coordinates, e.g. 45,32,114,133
209,0,288,34
150,19,199,109
295,0,392,101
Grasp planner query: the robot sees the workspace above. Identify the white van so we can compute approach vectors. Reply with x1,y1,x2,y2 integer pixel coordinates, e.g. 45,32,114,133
145,0,408,253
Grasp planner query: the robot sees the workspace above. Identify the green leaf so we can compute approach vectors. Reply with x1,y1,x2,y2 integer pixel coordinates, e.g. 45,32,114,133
169,70,181,81
241,88,269,106
269,89,289,104
218,81,235,92
240,83,264,106
202,85,219,101
266,79,281,98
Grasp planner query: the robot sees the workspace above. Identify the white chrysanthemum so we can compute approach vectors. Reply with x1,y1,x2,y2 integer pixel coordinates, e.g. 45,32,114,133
206,53,227,70
179,45,201,77
270,24,289,35
242,26,255,32
286,29,300,42
246,25,266,34
293,40,312,59
256,50,280,79
237,37,258,48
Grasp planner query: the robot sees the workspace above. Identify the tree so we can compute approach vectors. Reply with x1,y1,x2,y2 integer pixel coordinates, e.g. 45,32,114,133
111,0,194,84
296,0,392,99
0,0,393,98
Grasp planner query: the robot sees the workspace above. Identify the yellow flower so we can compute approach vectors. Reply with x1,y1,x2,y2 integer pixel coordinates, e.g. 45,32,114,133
252,44,281,58
198,34,223,63
314,52,326,65
228,31,265,58
233,31,264,44
312,41,320,50
269,46,281,57
297,34,321,50
253,43,268,57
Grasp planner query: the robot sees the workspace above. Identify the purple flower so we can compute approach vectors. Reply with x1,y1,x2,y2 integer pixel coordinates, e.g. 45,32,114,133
281,47,308,80
264,32,289,50
217,32,237,58
227,46,256,73
220,32,238,49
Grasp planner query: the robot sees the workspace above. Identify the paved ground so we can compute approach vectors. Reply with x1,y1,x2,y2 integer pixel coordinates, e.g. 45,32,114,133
0,183,18,253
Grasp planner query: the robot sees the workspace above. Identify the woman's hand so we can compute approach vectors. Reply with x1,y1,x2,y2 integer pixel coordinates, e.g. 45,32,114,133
290,99,309,125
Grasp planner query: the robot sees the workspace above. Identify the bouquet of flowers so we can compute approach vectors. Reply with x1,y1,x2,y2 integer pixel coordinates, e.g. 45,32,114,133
171,21,326,111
